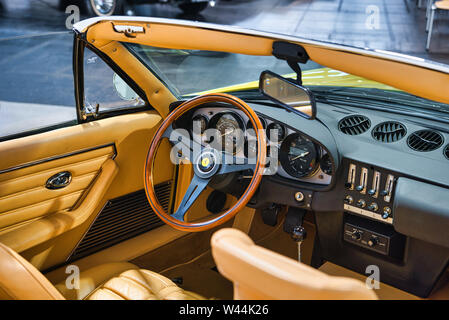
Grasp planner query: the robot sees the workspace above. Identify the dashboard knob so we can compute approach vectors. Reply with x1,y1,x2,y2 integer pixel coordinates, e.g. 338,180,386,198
344,195,354,205
351,231,362,241
382,207,391,219
368,189,376,196
367,202,379,212
356,185,364,192
344,182,353,190
368,236,378,247
294,191,305,202
356,199,366,208
380,190,388,196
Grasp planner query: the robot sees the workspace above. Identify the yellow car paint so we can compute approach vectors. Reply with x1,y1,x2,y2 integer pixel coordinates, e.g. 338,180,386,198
188,67,398,96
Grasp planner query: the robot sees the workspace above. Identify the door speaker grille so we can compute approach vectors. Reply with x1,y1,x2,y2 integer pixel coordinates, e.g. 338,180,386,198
338,115,371,135
69,181,172,261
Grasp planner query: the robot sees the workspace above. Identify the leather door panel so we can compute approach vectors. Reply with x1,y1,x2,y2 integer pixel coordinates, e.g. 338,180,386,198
0,145,115,232
0,111,172,270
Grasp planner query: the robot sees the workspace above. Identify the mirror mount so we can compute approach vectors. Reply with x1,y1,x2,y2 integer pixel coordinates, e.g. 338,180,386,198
272,41,309,85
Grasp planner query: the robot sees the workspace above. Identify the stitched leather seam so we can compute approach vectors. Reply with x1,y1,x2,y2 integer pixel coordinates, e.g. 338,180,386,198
120,274,155,294
0,190,84,218
100,285,129,300
0,153,111,185
139,270,173,287
0,171,97,201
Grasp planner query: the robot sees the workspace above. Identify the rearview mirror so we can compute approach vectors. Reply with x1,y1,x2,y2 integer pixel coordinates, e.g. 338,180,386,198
259,70,316,119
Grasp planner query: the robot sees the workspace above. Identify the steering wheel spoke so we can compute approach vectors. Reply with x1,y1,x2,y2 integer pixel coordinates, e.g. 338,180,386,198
219,154,256,174
172,174,210,221
163,125,206,163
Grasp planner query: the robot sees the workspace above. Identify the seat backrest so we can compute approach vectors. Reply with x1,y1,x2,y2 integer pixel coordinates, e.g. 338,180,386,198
0,242,64,300
211,228,377,300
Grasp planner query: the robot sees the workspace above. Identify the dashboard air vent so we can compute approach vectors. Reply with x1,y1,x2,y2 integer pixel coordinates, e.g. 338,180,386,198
445,145,449,159
338,115,371,135
407,130,443,152
372,121,406,143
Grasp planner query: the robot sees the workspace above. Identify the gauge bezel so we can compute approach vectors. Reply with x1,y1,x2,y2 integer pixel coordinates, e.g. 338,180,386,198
319,153,333,175
267,122,286,142
279,133,319,178
209,111,246,154
247,117,266,131
209,111,245,130
191,114,209,134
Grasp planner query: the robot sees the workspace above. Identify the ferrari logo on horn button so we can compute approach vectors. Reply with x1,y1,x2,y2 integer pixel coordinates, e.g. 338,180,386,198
201,157,210,167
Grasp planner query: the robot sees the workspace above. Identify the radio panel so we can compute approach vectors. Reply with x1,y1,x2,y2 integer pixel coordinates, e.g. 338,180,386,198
343,214,406,259
343,159,398,224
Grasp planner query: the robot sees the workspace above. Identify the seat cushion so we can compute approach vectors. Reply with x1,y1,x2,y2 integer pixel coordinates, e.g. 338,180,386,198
55,262,205,300
0,242,64,300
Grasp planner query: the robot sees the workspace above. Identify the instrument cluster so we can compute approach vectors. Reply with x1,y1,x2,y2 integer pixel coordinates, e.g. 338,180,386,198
189,107,333,185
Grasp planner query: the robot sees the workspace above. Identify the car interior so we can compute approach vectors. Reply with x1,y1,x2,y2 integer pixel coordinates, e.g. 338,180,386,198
1,17,449,300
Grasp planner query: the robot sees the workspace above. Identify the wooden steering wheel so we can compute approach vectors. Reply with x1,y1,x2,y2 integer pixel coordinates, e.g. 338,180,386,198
144,93,267,232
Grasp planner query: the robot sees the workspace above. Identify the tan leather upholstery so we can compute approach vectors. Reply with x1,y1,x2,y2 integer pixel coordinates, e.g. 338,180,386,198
436,1,449,10
85,268,204,300
56,262,205,300
211,228,378,300
0,242,203,300
0,242,64,300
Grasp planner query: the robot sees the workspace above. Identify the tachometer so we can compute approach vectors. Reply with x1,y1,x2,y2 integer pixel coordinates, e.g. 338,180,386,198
210,112,245,154
280,134,318,178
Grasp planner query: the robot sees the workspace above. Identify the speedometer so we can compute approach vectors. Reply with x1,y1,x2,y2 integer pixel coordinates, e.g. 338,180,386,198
280,134,318,178
210,112,245,154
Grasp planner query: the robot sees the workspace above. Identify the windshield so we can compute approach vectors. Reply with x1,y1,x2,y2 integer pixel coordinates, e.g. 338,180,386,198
125,43,449,116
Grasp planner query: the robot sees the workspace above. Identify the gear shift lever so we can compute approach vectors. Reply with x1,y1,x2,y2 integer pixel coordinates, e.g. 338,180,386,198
283,207,307,263
291,226,307,262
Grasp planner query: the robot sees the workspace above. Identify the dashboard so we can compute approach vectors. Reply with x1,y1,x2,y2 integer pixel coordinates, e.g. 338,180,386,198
188,107,333,185
174,98,449,298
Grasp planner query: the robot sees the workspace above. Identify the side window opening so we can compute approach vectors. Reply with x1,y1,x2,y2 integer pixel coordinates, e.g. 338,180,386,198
0,32,77,140
83,47,147,116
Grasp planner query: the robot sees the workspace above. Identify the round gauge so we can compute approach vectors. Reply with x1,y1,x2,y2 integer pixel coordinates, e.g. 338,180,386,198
267,122,286,142
210,112,245,154
246,117,266,136
319,153,333,175
244,139,257,159
191,114,208,134
280,134,318,178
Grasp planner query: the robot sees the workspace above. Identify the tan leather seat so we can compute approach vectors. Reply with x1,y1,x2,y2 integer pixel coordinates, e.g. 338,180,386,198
211,228,378,300
0,243,204,300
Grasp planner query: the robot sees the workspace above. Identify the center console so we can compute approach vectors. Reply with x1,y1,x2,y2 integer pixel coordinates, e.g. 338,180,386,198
343,159,397,224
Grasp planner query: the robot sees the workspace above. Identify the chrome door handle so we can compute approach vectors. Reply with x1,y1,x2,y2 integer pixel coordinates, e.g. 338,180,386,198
46,171,72,190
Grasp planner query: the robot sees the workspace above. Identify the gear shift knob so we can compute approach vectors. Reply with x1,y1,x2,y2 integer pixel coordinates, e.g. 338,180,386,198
291,226,307,242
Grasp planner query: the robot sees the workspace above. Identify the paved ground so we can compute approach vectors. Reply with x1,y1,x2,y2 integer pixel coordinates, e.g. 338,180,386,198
0,0,448,137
